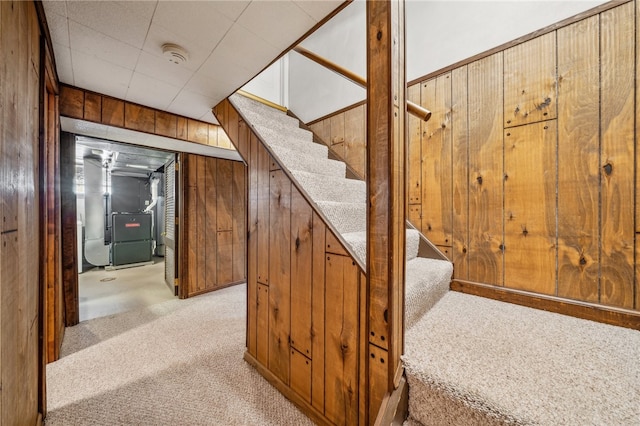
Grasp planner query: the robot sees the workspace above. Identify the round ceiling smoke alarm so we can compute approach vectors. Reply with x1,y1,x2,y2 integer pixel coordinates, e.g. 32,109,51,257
162,43,189,65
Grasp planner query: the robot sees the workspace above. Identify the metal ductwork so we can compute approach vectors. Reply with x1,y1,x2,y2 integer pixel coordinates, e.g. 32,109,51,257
83,158,110,266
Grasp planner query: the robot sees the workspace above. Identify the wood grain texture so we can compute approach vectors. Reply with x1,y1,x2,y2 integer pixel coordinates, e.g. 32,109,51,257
101,97,124,127
125,103,155,133
232,161,246,283
600,2,635,309
407,84,422,207
421,74,452,246
208,124,219,147
236,119,249,161
176,116,188,140
451,66,469,280
311,213,326,413
155,111,177,139
216,231,233,285
195,156,207,292
557,15,600,302
467,53,504,286
59,85,84,118
368,343,388,425
290,187,313,357
247,133,259,357
504,31,557,127
290,348,312,403
188,119,208,145
204,158,217,289
344,105,366,178
218,128,232,149
408,205,421,229
257,143,270,285
504,121,557,294
269,170,291,385
83,92,101,122
325,254,359,425
216,159,233,231
330,113,345,145
257,283,269,365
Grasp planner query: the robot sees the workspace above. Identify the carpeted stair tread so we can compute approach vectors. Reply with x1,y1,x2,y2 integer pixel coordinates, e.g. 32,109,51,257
342,228,422,267
269,145,346,178
253,125,322,155
231,94,300,126
290,170,366,204
404,257,452,330
403,292,640,425
315,201,366,234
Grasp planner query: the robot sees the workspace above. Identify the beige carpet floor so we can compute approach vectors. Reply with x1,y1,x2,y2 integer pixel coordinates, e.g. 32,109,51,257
45,284,313,425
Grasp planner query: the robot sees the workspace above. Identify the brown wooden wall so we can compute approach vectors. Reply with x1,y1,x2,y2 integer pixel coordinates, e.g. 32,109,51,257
59,85,234,150
307,0,640,313
0,0,43,423
216,99,381,425
180,154,246,298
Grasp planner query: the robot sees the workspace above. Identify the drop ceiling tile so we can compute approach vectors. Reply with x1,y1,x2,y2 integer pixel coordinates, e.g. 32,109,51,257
126,72,182,111
45,11,70,47
205,1,251,22
42,1,67,18
199,110,219,125
293,1,344,22
69,21,140,70
52,42,74,85
168,90,218,123
72,49,132,99
237,1,316,50
142,24,211,73
151,2,235,52
66,1,154,48
135,51,193,87
184,72,244,101
205,24,280,79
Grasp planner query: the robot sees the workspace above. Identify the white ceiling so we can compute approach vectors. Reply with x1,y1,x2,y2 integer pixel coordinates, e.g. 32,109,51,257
43,1,343,124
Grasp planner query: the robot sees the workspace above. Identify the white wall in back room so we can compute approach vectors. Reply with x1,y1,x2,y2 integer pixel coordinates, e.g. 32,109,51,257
242,56,289,107
287,0,608,124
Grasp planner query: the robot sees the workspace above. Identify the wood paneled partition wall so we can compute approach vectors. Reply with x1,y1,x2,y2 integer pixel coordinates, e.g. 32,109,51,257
180,154,246,298
308,0,640,318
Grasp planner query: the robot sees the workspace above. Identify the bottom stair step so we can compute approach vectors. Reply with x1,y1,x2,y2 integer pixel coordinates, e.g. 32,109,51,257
404,258,452,330
403,292,640,425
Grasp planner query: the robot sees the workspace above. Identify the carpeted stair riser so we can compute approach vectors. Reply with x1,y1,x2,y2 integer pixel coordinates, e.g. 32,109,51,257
404,257,452,330
342,229,422,267
290,170,366,204
254,126,325,157
315,201,367,235
269,145,346,178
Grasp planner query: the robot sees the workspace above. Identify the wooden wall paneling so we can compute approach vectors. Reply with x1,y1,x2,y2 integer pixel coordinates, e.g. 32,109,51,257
232,161,246,283
324,254,359,425
208,124,219,147
60,132,79,326
176,116,188,140
155,111,177,139
358,271,367,426
83,92,101,122
467,53,504,286
218,127,232,149
59,85,84,118
257,144,270,285
188,119,209,145
216,230,234,286
421,74,452,246
2,234,20,424
557,15,600,302
436,245,452,260
290,348,312,403
451,66,469,279
638,0,640,238
599,2,635,309
330,113,345,157
257,283,269,364
216,159,234,231
236,119,249,160
503,32,557,127
204,158,217,289
344,105,366,178
503,121,557,294
101,97,124,127
408,205,421,228
124,103,155,133
195,156,207,292
311,212,326,413
269,170,291,384
290,187,313,357
325,231,349,257
226,100,240,146
247,134,259,357
368,343,388,425
407,83,422,209
269,154,281,172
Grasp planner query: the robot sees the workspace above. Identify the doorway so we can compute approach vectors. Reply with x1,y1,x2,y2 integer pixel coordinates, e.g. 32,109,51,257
73,135,177,321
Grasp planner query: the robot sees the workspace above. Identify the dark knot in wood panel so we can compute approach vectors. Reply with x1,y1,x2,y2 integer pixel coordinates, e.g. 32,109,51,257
477,176,483,185
295,236,300,250
377,31,382,41
536,97,552,110
603,163,613,176
579,256,587,266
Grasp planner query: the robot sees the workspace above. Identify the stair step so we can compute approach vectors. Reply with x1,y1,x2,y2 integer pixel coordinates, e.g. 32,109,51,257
403,292,640,425
404,257,452,330
290,170,366,204
254,125,325,157
315,201,366,234
231,94,300,127
269,145,345,178
342,228,422,267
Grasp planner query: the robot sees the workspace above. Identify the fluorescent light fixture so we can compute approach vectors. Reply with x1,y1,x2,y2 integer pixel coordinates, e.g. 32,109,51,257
126,164,151,170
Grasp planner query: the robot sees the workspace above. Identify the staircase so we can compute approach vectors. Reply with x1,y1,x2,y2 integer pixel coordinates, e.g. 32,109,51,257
229,93,640,426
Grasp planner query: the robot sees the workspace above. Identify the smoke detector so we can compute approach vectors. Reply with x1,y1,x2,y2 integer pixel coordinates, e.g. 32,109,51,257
162,43,189,65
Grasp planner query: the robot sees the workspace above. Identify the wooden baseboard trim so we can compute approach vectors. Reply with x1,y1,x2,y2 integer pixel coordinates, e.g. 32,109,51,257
305,100,367,127
181,280,245,299
451,280,640,330
243,352,331,426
